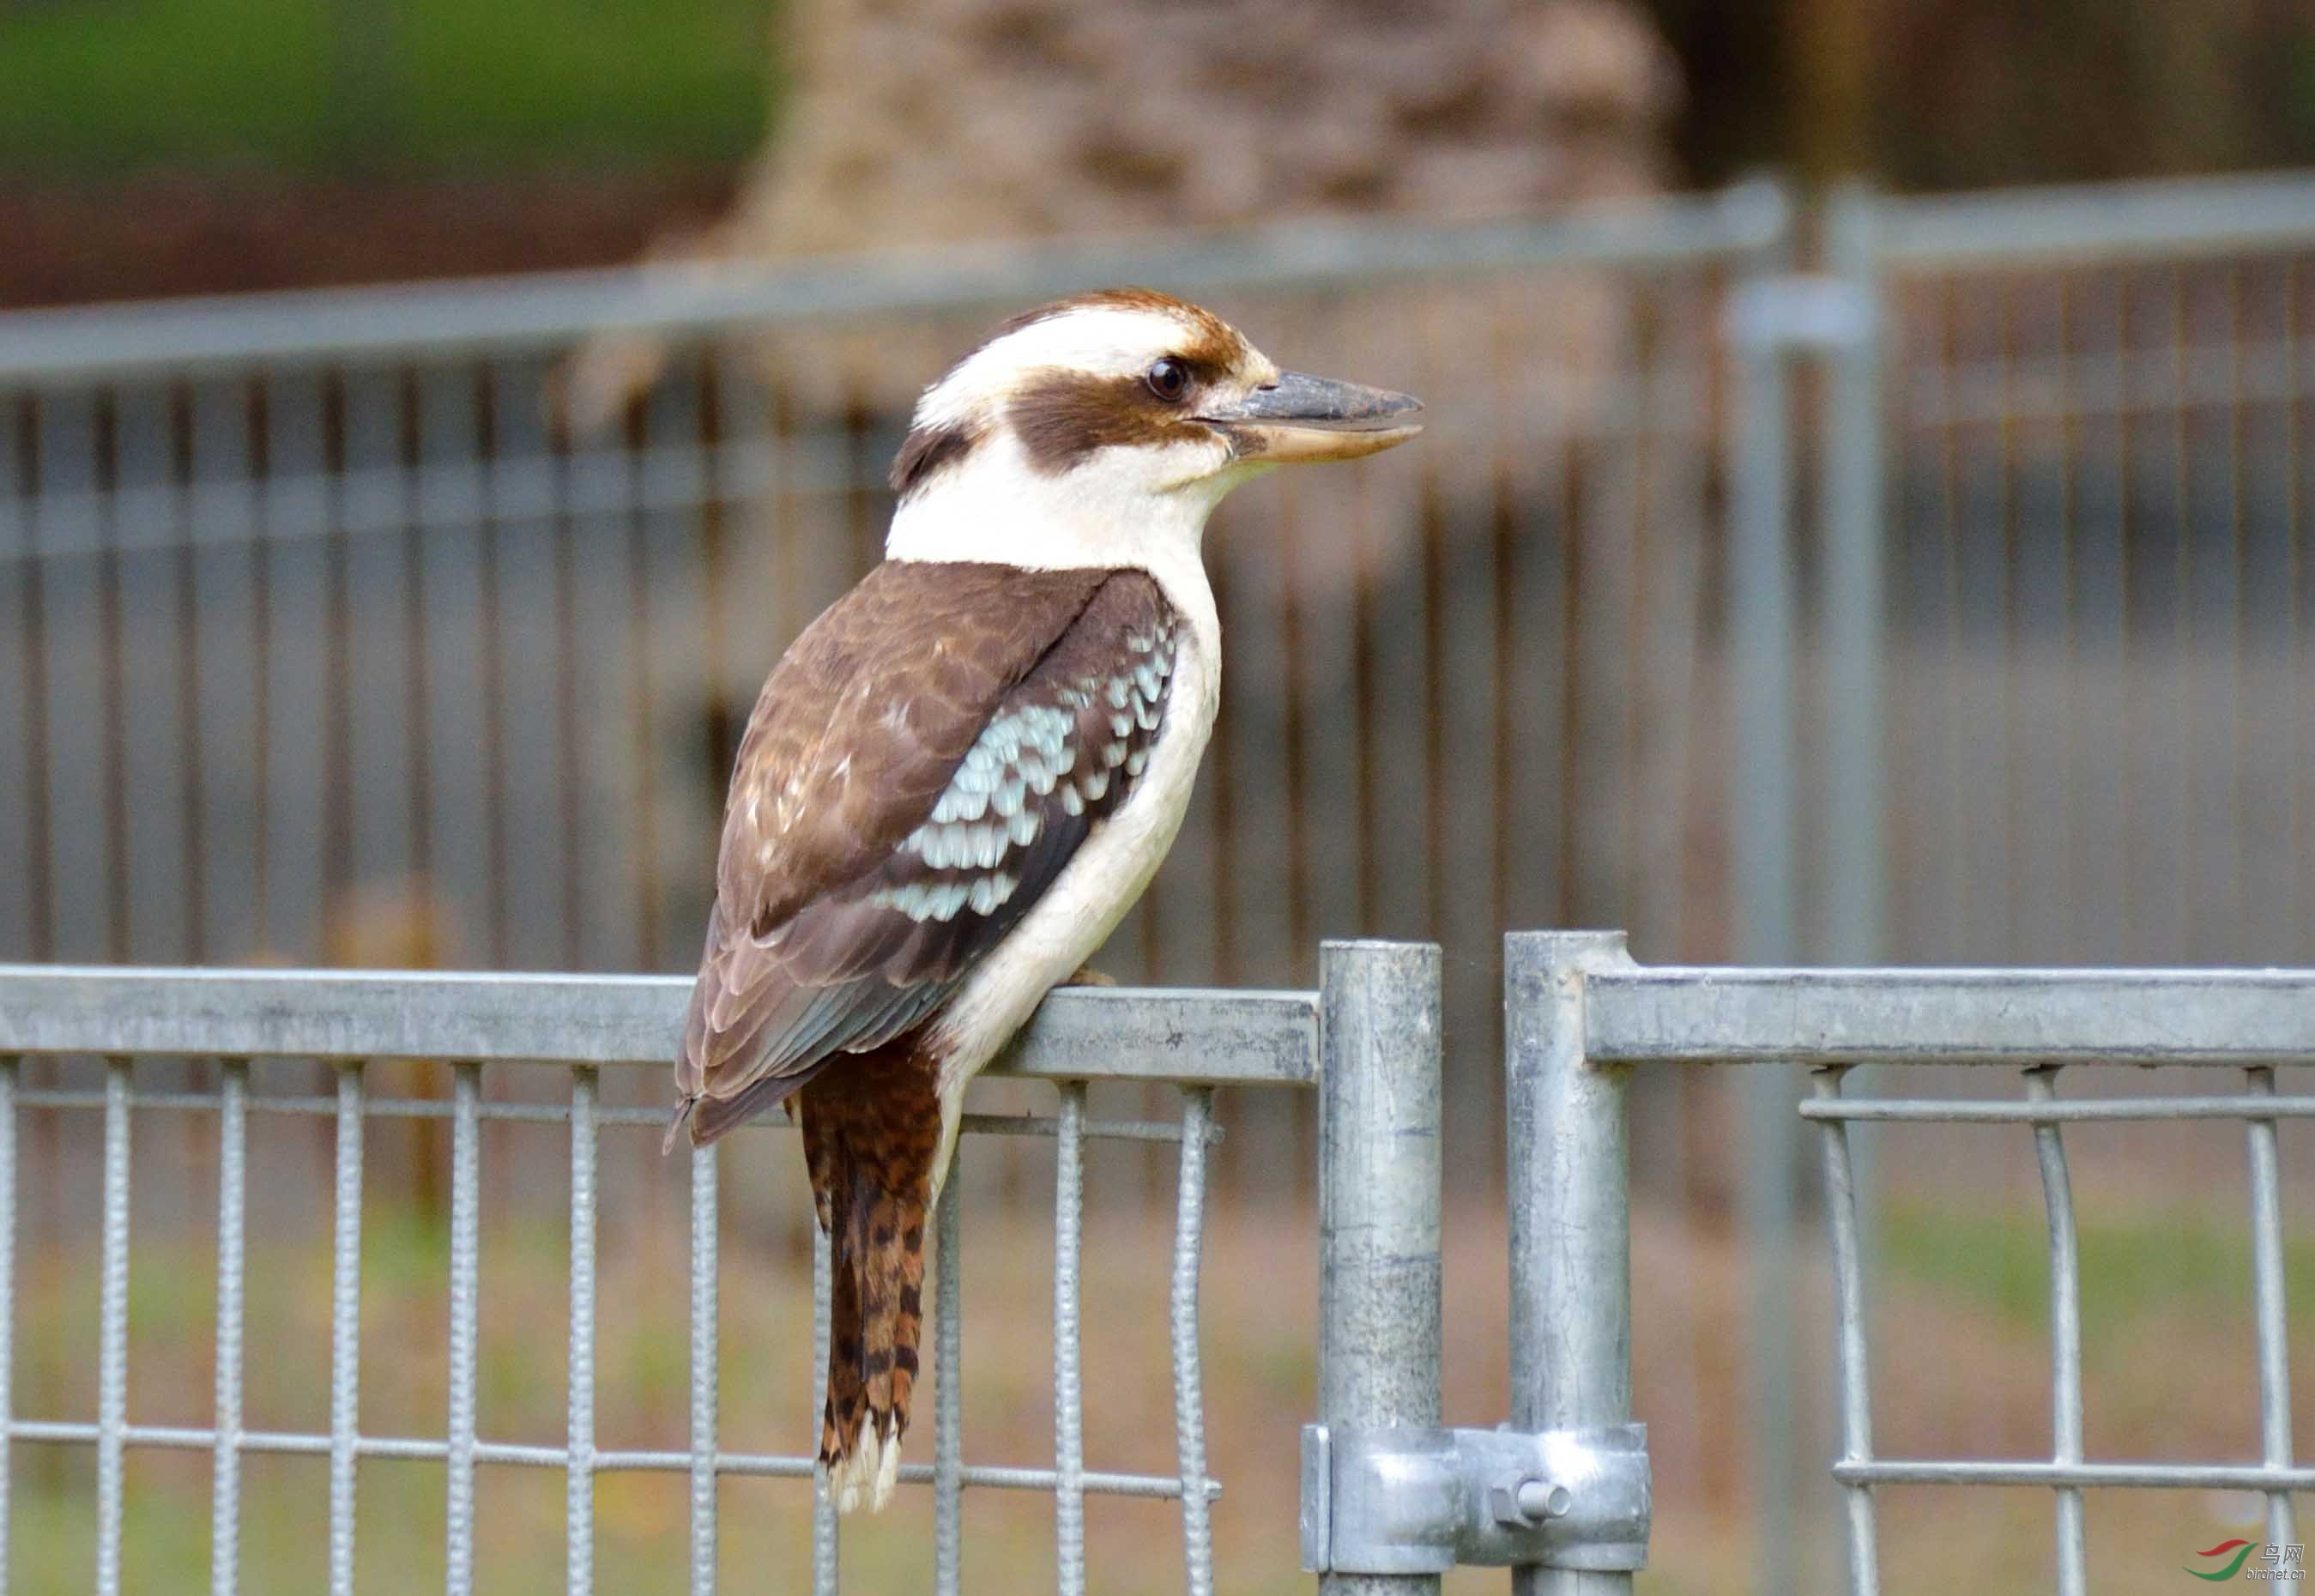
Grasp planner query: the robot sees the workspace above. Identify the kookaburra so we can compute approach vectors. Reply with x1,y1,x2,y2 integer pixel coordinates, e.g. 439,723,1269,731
667,288,1420,1512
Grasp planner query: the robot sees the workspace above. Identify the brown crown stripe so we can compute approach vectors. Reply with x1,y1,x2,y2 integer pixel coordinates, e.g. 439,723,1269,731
994,287,1245,363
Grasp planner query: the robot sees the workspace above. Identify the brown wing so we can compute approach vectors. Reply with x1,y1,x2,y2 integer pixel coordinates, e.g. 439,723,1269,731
675,560,1181,1144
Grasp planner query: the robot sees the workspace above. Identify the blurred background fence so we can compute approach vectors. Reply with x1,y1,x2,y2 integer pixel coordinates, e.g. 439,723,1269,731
0,184,1789,1211
1834,171,2315,974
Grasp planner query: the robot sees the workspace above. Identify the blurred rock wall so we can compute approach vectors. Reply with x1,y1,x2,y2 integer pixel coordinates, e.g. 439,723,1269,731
569,0,1683,419
740,0,1676,245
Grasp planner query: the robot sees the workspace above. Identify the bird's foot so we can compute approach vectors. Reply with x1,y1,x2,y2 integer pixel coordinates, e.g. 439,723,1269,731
1061,964,1118,988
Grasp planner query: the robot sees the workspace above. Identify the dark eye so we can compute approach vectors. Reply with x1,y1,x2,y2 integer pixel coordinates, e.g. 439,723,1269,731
1145,358,1191,403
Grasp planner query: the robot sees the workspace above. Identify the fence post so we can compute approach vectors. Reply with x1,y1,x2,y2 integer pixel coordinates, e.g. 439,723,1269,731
1315,939,1444,1596
1506,931,1640,1596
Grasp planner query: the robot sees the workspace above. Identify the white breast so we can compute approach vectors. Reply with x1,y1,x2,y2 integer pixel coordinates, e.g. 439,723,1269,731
928,555,1221,1102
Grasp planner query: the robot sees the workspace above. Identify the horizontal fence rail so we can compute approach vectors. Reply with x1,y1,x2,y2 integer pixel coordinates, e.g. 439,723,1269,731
0,965,1318,1081
1584,966,2315,1066
1535,931,2313,1596
0,187,1785,387
0,961,1329,1596
1853,169,2315,268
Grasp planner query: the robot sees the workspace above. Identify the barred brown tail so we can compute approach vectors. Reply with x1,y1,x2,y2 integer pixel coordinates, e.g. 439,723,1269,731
798,1038,940,1514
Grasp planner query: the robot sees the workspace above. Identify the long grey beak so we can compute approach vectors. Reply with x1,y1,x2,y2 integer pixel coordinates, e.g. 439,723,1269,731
1200,371,1424,463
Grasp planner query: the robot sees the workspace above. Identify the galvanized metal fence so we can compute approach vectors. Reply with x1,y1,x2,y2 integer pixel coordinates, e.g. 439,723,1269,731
1298,929,2313,1594
3,934,2311,1594
0,958,1328,1595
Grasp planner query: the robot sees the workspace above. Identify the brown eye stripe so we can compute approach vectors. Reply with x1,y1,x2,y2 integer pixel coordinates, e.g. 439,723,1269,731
1157,353,1235,388
1009,369,1201,475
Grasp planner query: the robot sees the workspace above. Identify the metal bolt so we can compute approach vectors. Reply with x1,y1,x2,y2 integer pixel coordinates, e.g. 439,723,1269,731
1515,1478,1574,1520
1490,1475,1573,1526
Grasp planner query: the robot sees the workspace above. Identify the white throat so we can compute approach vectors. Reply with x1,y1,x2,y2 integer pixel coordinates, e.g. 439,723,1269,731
885,432,1265,581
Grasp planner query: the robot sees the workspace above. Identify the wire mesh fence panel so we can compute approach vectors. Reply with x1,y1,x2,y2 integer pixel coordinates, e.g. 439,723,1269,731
0,965,1314,1594
1559,944,2315,1596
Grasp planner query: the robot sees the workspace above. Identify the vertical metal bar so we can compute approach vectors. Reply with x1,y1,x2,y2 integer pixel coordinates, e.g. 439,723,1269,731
1935,277,1970,956
96,1056,131,1596
566,1067,597,1596
2113,275,2140,963
1504,932,1635,1596
1995,279,2022,961
0,400,39,967
1170,1088,1216,1596
473,366,511,969
1822,181,1889,966
547,373,583,970
2286,263,2308,964
934,1149,964,1596
0,1058,15,1596
96,395,129,964
2053,272,2082,960
444,1063,481,1596
258,370,326,962
2244,1067,2299,1581
621,391,662,970
1727,235,1804,1596
1317,939,1444,1596
1054,1082,1088,1596
2170,266,2194,957
2224,267,2251,962
689,1143,719,1596
2023,1067,2087,1596
1727,239,1801,964
213,1060,249,1596
812,1219,837,1596
1810,1068,1879,1596
328,1061,365,1596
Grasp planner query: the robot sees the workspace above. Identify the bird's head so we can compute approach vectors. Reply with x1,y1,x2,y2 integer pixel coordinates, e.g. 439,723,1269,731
884,289,1422,569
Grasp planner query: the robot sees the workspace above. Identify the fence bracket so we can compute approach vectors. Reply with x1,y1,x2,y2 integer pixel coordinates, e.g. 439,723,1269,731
1299,1421,1649,1574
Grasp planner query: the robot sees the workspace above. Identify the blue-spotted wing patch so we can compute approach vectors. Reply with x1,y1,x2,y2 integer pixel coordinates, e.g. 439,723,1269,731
873,626,1174,922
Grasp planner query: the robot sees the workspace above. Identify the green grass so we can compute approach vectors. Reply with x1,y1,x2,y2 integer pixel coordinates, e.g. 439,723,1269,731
0,0,777,176
1882,1199,2315,1333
